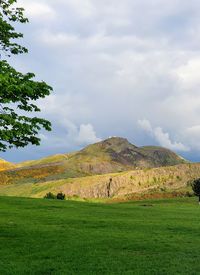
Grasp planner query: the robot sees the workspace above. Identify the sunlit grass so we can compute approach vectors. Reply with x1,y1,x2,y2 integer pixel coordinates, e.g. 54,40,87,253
0,196,200,274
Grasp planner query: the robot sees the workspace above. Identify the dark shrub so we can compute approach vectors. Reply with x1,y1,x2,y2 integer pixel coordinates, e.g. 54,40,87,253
44,192,56,199
57,192,66,200
191,178,200,204
185,191,193,197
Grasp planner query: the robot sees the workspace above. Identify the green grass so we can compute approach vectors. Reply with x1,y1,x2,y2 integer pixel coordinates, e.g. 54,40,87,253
0,196,200,274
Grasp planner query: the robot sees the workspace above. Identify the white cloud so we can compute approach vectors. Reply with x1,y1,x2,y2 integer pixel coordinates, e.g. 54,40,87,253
175,57,200,90
183,125,200,150
36,120,101,152
18,1,56,20
76,124,102,145
138,119,189,152
64,0,96,18
153,127,189,152
40,31,79,47
137,119,153,133
61,121,101,147
4,0,200,162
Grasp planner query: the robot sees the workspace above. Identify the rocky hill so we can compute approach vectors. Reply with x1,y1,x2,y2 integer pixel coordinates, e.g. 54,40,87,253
78,137,186,171
0,137,187,185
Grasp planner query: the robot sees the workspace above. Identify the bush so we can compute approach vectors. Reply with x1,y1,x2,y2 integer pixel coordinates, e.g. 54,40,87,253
176,175,182,181
185,191,193,197
44,192,56,199
191,178,200,196
44,192,66,200
153,177,157,183
187,179,195,187
160,187,166,192
57,192,66,200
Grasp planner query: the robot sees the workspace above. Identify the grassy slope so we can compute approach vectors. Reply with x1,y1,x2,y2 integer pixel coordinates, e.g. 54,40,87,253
0,159,15,172
18,152,76,167
0,163,200,199
0,149,121,186
0,138,190,199
0,196,200,274
4,137,186,186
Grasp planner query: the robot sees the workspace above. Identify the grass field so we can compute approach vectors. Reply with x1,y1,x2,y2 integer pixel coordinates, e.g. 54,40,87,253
0,196,200,274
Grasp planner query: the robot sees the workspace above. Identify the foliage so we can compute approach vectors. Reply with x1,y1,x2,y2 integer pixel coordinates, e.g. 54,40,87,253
185,191,193,197
44,192,66,200
0,0,28,55
0,0,52,151
191,178,200,197
44,192,56,199
160,187,167,192
56,192,65,200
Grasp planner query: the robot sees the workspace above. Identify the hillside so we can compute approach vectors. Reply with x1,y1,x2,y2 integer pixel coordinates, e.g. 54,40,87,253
0,137,187,186
19,137,187,170
0,163,198,199
0,159,15,172
74,137,186,172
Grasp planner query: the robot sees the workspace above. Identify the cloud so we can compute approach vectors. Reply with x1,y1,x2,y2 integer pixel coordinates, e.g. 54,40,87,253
40,31,79,47
153,127,189,152
3,0,200,162
63,0,96,18
38,119,101,150
138,119,189,152
59,120,101,146
175,57,200,90
18,1,56,21
76,124,102,145
183,125,200,150
137,119,152,133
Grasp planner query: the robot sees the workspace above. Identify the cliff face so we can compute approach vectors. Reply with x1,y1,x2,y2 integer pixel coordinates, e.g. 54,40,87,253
47,163,196,199
0,163,198,199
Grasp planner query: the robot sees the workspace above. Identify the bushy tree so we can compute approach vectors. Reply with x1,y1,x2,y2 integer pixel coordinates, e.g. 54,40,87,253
191,178,200,204
44,192,56,199
57,192,65,200
0,0,52,151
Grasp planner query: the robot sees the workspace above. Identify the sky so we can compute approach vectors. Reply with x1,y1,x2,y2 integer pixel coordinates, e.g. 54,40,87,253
2,0,200,162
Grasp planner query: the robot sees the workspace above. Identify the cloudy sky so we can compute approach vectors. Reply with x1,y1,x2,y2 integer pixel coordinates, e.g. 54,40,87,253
2,0,200,162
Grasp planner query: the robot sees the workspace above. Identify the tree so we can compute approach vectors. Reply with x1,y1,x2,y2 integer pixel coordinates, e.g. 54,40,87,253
44,192,56,199
56,192,65,200
0,0,52,151
191,178,200,204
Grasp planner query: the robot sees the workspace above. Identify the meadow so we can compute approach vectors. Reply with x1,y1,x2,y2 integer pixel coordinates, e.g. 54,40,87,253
0,196,200,274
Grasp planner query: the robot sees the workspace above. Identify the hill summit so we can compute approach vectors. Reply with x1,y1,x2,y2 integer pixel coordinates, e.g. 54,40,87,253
0,136,187,186
79,137,186,171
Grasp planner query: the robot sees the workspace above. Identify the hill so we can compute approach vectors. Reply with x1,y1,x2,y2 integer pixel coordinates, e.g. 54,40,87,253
0,159,15,172
0,137,187,186
74,137,186,172
19,137,187,171
0,162,198,199
0,137,188,187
